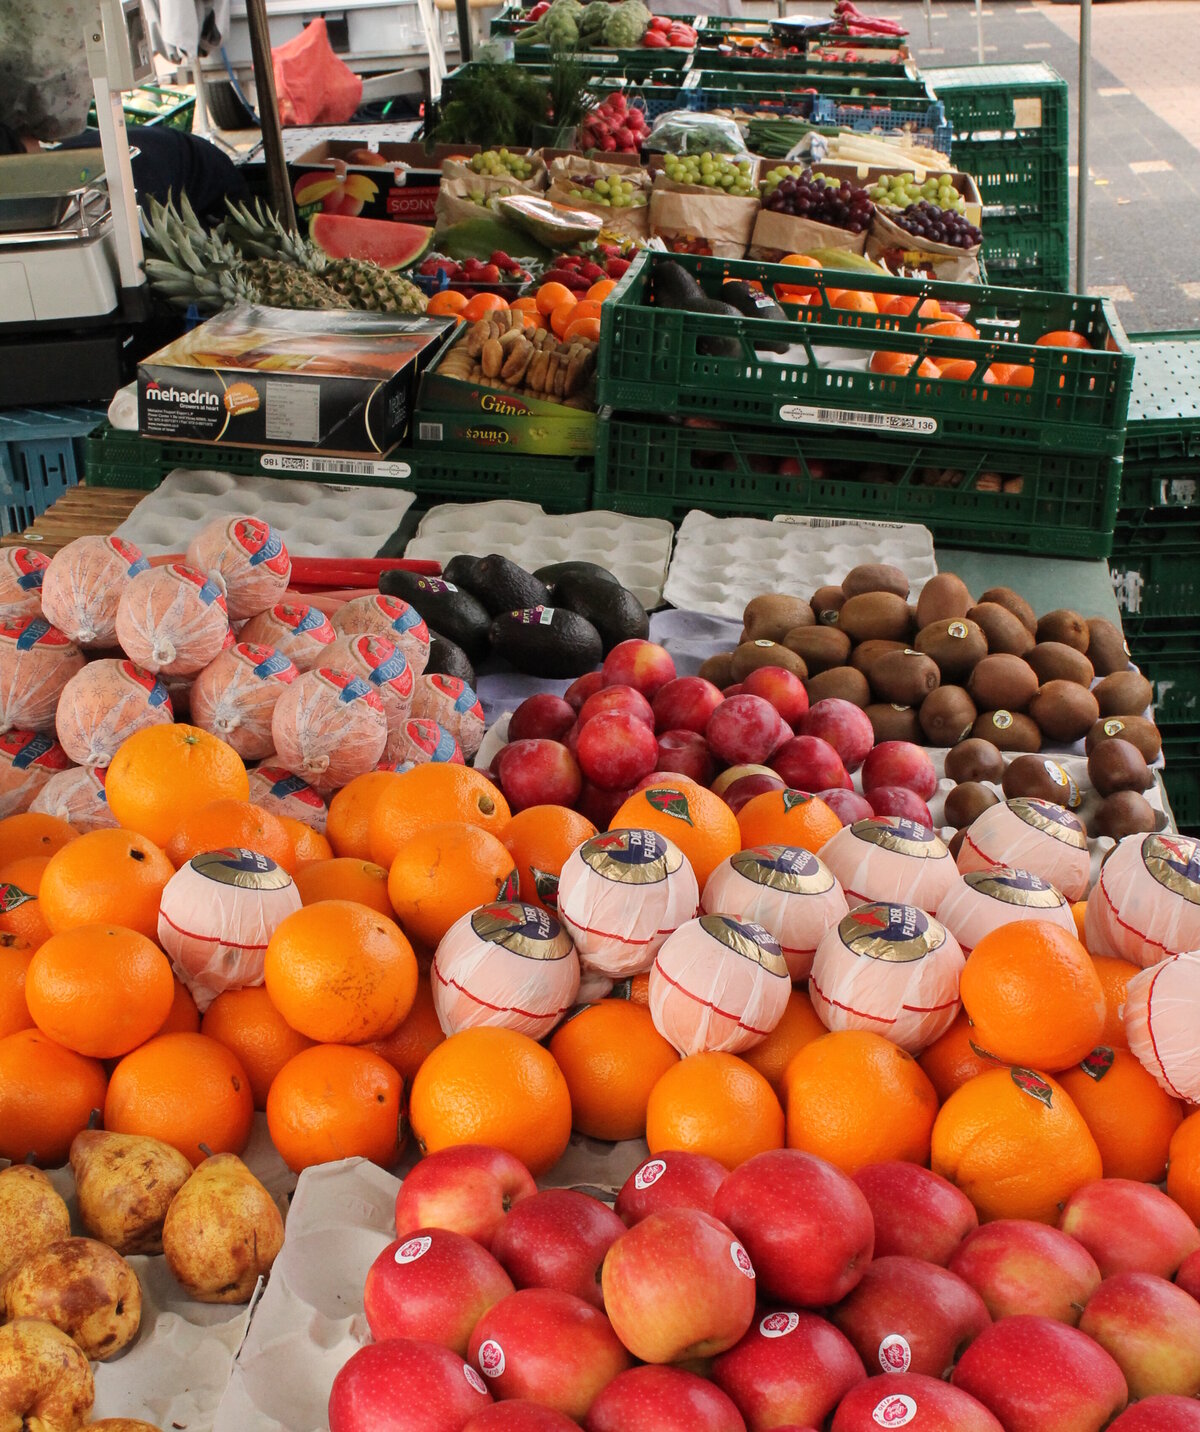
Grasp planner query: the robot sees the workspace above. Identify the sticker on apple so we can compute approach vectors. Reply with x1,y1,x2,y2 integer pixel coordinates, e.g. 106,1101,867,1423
634,1159,666,1190
394,1236,432,1265
878,1333,912,1373
463,1365,487,1395
759,1311,799,1339
730,1241,755,1278
872,1393,918,1427
477,1339,505,1378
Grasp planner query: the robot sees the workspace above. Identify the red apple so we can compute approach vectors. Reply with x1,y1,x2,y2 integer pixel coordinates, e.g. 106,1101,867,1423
652,676,725,735
831,1373,1005,1432
464,1402,578,1431
585,1366,747,1432
711,764,778,798
602,640,677,699
565,672,604,711
468,1289,630,1422
707,695,790,767
771,735,850,793
861,741,938,800
576,780,636,829
949,1219,1102,1325
577,712,658,791
490,1189,625,1310
798,699,874,773
742,666,809,727
866,785,934,825
395,1146,537,1249
714,1150,874,1307
328,1338,492,1431
711,1309,866,1431
817,788,874,825
1108,1396,1200,1431
509,694,576,744
600,1208,756,1362
496,739,581,812
364,1230,515,1356
853,1163,978,1266
950,1315,1128,1432
1079,1271,1200,1399
579,684,655,729
722,773,787,814
1177,1248,1200,1301
656,729,716,786
1059,1179,1200,1279
614,1151,728,1226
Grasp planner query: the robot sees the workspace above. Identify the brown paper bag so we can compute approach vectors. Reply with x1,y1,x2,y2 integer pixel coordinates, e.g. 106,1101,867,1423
440,153,547,195
434,179,499,233
866,208,982,282
545,176,650,240
649,188,760,259
748,209,867,262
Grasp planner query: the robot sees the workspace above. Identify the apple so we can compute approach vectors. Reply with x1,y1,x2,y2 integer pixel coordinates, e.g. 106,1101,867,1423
1108,1396,1200,1431
579,685,655,730
861,741,937,800
713,1150,874,1307
829,1255,990,1379
830,1372,1005,1432
1059,1179,1200,1279
614,1151,727,1226
602,640,677,700
565,672,604,712
1177,1248,1200,1301
950,1315,1128,1432
816,788,874,825
1078,1271,1200,1399
742,666,809,727
853,1163,978,1266
798,699,874,773
656,729,716,787
722,773,786,814
711,764,777,798
771,735,850,793
707,696,791,767
509,695,575,744
328,1338,492,1431
652,677,725,736
468,1289,630,1422
490,1189,625,1310
711,1309,866,1430
585,1366,747,1432
949,1219,1101,1325
464,1401,579,1430
600,1208,756,1362
364,1230,515,1356
395,1146,537,1249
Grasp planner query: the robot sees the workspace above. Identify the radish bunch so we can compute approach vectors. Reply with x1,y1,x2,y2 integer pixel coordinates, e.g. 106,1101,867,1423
581,93,649,154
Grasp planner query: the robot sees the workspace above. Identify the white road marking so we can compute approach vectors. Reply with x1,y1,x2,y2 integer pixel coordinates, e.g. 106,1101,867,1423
1098,87,1131,97
1024,41,1051,49
1092,284,1134,302
1180,283,1200,300
1129,160,1174,174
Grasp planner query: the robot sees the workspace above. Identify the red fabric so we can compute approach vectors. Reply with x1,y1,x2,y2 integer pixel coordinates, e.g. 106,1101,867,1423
272,18,363,127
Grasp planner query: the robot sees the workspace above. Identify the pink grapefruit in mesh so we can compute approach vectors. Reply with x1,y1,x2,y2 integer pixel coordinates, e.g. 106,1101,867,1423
191,642,298,761
29,765,118,831
0,616,86,732
246,764,328,833
270,667,388,793
325,633,413,739
331,594,430,675
384,717,463,768
185,516,292,622
0,547,50,621
115,563,230,677
40,535,149,648
0,730,73,817
239,602,336,671
411,674,485,758
55,659,173,768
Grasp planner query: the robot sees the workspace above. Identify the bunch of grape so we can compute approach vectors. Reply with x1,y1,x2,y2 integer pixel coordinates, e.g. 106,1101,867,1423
869,172,965,214
469,149,535,179
759,166,874,232
660,153,756,195
890,200,982,250
567,175,648,208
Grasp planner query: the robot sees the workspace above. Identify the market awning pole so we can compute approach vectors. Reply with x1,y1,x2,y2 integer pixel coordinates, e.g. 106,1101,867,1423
244,0,296,230
1077,0,1091,291
974,0,984,63
456,0,473,62
923,0,933,47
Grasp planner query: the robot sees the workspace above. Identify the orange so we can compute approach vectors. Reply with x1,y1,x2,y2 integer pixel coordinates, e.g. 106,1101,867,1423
0,813,76,868
365,976,445,1085
461,293,508,322
646,1052,783,1170
295,857,394,916
165,798,295,873
264,899,418,1044
38,829,174,941
501,805,597,911
987,362,1016,384
586,279,617,302
1001,364,1034,387
520,311,547,331
610,776,741,889
921,319,979,340
1072,900,1089,945
0,854,48,893
106,725,249,850
535,281,574,318
1037,329,1091,349
1166,1111,1200,1225
201,984,314,1109
510,296,540,315
882,294,942,319
735,789,842,854
276,815,333,869
368,765,510,870
0,870,52,950
568,299,602,325
780,254,819,267
931,1066,1103,1223
0,935,34,1037
550,299,578,339
783,1030,938,1173
959,921,1106,1072
918,1009,1002,1101
831,290,878,313
869,350,941,378
937,358,994,383
740,987,826,1097
26,924,174,1059
426,290,469,317
267,1043,403,1174
613,971,650,1007
328,770,403,860
563,315,602,344
1091,954,1139,1050
156,978,200,1036
104,1031,254,1164
549,1000,678,1141
1059,1045,1183,1182
410,1026,572,1176
388,822,517,949
0,1027,107,1166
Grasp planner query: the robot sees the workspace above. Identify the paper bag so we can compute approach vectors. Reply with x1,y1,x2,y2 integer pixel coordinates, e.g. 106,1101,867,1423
749,209,867,262
649,189,760,259
866,208,982,282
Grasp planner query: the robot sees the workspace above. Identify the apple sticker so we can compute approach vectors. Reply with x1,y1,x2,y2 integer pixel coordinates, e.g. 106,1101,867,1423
872,1393,917,1426
759,1311,800,1338
878,1333,912,1373
394,1236,432,1265
730,1241,756,1278
477,1338,505,1378
634,1158,667,1190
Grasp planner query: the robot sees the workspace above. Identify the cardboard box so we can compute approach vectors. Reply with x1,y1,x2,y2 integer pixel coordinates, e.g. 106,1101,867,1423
414,368,596,457
289,142,494,225
139,307,453,456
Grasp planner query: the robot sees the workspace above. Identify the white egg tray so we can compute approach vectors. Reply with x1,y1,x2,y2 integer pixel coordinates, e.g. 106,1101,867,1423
113,470,416,559
662,511,939,620
403,501,675,611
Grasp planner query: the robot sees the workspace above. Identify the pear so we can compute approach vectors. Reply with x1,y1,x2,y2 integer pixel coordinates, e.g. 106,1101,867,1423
0,1165,71,1285
0,1318,94,1432
3,1238,141,1361
162,1152,284,1304
70,1128,193,1255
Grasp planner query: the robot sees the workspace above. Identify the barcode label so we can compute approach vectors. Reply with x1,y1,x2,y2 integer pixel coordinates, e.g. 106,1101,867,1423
260,453,412,479
774,515,912,530
418,423,443,442
778,404,939,435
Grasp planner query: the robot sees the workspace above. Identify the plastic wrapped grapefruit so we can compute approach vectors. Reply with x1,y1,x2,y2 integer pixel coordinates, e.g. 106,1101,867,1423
191,642,298,762
115,563,230,677
55,659,173,768
40,535,148,648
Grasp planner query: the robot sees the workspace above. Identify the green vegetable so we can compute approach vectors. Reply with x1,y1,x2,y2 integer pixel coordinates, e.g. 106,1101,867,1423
579,1,609,41
603,0,650,48
434,61,550,145
439,215,555,265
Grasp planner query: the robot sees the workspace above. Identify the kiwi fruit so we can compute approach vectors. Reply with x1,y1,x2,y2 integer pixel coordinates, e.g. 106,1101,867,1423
914,617,988,682
1028,680,1100,743
1036,609,1090,652
1002,754,1082,808
851,639,907,675
839,591,913,644
1094,670,1153,717
968,654,1040,713
698,651,735,689
1086,617,1131,677
731,639,807,683
1026,642,1095,688
944,781,1000,829
743,594,814,643
947,829,967,860
1093,790,1157,840
784,625,851,673
1086,714,1163,764
916,573,973,629
868,649,941,706
946,738,1006,785
978,586,1037,634
967,602,1035,657
919,686,977,746
866,703,922,744
1088,737,1153,797
811,585,846,626
805,665,871,708
972,709,1042,752
842,563,910,599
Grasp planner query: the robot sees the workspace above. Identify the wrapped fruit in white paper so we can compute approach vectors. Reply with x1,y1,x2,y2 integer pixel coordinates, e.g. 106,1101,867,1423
55,659,173,768
1124,950,1200,1102
821,816,958,912
384,717,463,769
411,674,485,760
115,564,229,677
246,764,328,833
40,534,147,647
325,634,413,741
958,797,1090,903
0,547,49,620
809,902,965,1054
191,642,298,762
185,516,291,621
937,866,1077,955
332,594,430,676
239,602,336,671
0,730,72,817
1085,832,1200,968
0,616,85,732
432,900,580,1039
701,845,849,981
271,667,388,794
30,765,118,831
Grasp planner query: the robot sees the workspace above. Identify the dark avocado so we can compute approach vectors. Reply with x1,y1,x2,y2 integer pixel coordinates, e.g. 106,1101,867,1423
490,606,604,677
472,554,552,616
442,554,487,598
653,261,742,358
535,560,620,590
552,570,649,652
425,633,477,688
378,571,491,662
721,280,790,353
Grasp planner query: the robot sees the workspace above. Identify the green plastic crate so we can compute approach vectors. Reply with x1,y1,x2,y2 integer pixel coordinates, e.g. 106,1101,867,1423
953,135,1068,219
1122,614,1200,669
593,412,1121,556
922,62,1068,148
980,220,1070,293
1163,762,1200,834
598,251,1133,456
1142,658,1200,727
1119,460,1199,510
686,66,934,99
1110,509,1200,620
701,50,916,80
88,83,194,132
1122,333,1200,465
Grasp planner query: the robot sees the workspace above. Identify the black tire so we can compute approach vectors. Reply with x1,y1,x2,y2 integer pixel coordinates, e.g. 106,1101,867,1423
204,79,254,130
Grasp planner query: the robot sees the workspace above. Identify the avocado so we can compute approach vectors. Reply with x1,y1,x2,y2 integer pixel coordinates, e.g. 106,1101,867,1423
425,633,477,689
552,570,649,652
721,280,789,354
443,554,487,598
490,606,603,677
653,261,741,358
378,571,491,662
470,554,551,617
535,560,620,591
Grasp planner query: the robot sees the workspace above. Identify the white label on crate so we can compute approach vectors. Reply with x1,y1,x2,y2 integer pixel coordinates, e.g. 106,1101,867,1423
778,404,939,435
773,515,913,531
1012,95,1043,129
264,382,320,445
260,453,413,480
1164,478,1199,505
418,422,444,443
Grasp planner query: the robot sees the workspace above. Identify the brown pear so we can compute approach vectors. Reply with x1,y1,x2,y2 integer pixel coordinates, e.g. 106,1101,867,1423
0,1165,70,1285
162,1153,284,1304
0,1319,94,1432
70,1128,194,1256
3,1238,141,1361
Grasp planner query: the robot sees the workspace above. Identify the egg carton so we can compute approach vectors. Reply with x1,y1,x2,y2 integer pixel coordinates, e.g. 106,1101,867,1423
404,501,675,611
113,470,416,559
662,511,939,620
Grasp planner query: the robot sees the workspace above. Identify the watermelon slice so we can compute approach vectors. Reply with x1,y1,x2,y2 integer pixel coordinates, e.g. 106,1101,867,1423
308,213,432,270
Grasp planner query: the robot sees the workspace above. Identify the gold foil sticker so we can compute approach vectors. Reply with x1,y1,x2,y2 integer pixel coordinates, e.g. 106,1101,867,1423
192,847,292,890
838,903,945,963
852,817,946,859
469,902,574,961
1009,798,1087,849
698,914,789,977
1141,834,1200,905
962,866,1068,909
731,845,835,895
580,829,683,885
